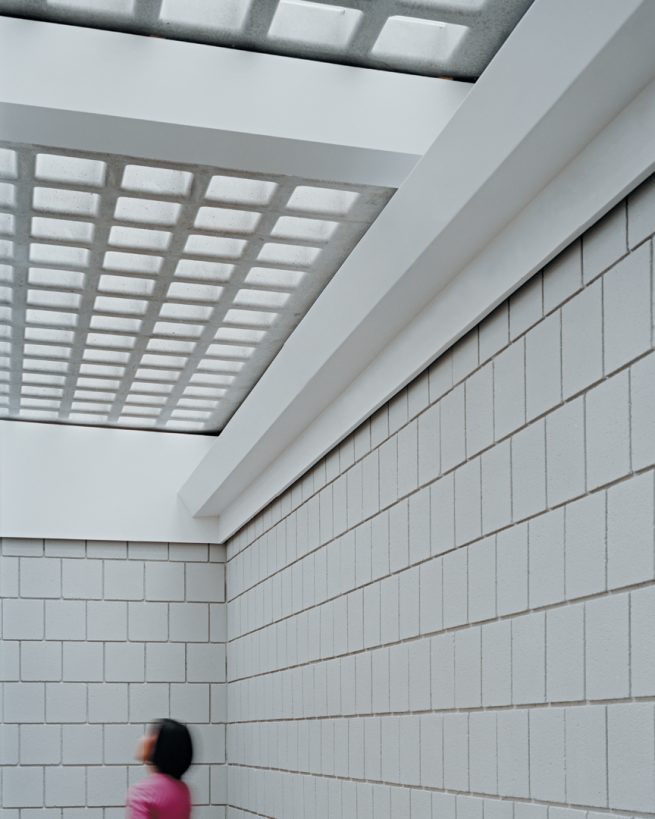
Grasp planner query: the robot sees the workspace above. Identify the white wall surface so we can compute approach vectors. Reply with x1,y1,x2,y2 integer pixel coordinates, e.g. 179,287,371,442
0,422,219,543
223,175,655,818
0,538,227,816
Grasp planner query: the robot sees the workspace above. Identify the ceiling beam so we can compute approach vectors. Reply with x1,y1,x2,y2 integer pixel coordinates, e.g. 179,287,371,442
0,16,470,187
179,0,655,539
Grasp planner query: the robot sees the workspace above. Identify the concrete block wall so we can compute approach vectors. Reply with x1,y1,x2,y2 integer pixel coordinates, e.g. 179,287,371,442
0,539,227,817
223,174,655,818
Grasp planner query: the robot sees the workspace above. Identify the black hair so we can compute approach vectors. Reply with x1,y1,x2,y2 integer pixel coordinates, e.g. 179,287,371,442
150,719,193,780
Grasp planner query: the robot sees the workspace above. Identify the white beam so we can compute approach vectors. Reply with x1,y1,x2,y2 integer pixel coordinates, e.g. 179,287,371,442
0,17,470,187
179,0,655,538
0,420,219,543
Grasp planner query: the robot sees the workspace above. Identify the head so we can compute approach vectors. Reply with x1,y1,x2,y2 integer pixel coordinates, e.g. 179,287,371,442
136,719,193,780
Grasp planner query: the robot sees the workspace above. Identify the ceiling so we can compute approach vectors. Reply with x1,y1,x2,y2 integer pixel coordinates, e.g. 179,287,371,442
0,0,534,79
0,142,391,432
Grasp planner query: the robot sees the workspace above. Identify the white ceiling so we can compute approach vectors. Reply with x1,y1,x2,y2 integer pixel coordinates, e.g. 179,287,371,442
0,142,392,432
0,0,534,79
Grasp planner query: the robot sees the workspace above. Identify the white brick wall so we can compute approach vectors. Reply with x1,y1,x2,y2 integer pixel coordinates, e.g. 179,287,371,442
0,539,226,816
223,175,655,818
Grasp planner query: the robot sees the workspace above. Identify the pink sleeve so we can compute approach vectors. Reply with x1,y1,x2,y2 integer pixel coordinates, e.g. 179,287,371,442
126,785,151,819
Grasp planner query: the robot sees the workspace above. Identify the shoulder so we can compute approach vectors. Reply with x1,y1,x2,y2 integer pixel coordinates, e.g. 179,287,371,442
126,779,155,819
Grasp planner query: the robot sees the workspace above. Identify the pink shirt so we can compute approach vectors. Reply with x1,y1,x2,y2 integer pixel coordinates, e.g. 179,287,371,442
126,772,191,819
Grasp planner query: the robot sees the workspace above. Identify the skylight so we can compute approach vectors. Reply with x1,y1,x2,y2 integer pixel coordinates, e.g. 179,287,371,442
0,142,392,432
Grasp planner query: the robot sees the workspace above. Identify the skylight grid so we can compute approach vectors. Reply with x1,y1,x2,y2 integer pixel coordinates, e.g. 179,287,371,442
0,0,531,80
0,141,393,432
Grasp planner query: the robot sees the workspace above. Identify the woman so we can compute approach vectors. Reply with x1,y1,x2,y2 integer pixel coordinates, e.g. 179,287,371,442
128,719,193,818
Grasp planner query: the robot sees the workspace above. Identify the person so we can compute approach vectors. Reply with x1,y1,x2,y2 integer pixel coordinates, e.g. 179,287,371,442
127,718,193,818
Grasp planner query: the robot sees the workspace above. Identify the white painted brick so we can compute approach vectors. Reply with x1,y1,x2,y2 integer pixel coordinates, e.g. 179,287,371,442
189,643,225,683
546,604,584,702
481,440,511,534
482,620,511,706
430,633,455,709
88,683,128,722
104,642,145,682
2,766,44,807
363,582,381,648
63,641,103,681
380,716,400,782
586,371,630,489
418,403,440,485
355,652,372,713
494,340,525,440
430,474,454,555
63,724,103,764
128,541,168,560
19,557,61,597
146,642,185,682
469,711,497,795
389,389,408,434
46,682,87,722
419,558,442,635
87,766,128,807
586,593,630,699
398,715,421,787
455,458,482,546
529,509,564,608
565,705,607,807
362,450,380,520
628,173,655,247
496,523,528,616
21,641,61,681
389,643,409,712
380,575,399,645
607,702,655,812
510,274,543,339
420,713,443,787
631,586,655,696
0,723,18,763
442,547,467,628
145,561,185,601
0,555,18,596
607,471,655,589
453,330,479,383
389,499,409,572
86,540,126,558
104,559,144,600
546,397,585,507
128,601,169,641
455,627,481,707
440,384,465,471
525,312,561,420
20,724,60,764
408,486,430,564
562,280,603,398
429,351,454,402
631,353,655,470
4,682,44,722
45,540,86,557
468,536,496,622
169,603,209,642
370,405,389,448
603,243,651,373
45,599,85,640
543,241,582,312
512,420,546,521
465,363,493,456
87,600,127,641
565,491,606,599
0,640,19,680
62,558,102,599
479,302,509,362
582,202,627,284
378,437,398,509
187,562,225,602
105,723,143,764
347,462,363,529
169,543,208,561
408,639,430,711
45,765,85,807
484,800,513,819
529,708,565,802
210,603,227,642
397,419,418,498
442,713,469,791
1,537,43,556
512,612,545,704
2,598,44,639
130,682,170,722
